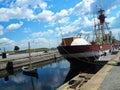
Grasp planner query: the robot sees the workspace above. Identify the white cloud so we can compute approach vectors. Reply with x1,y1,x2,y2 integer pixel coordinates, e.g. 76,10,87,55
106,12,120,29
0,25,4,35
106,17,115,23
54,10,69,25
69,0,95,16
19,37,57,49
56,23,80,37
56,17,80,36
0,0,120,50
56,16,92,37
0,0,49,22
23,27,32,33
110,28,120,40
54,0,96,38
56,9,69,17
57,17,69,24
17,39,28,50
80,30,90,34
0,7,35,21
39,1,47,10
91,0,120,13
0,38,16,50
32,29,54,38
11,0,30,7
36,10,54,22
6,22,23,32
82,16,93,27
55,0,120,40
14,0,47,9
111,20,120,29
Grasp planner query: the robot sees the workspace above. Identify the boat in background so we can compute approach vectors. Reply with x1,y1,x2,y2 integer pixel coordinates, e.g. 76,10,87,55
22,42,38,78
22,67,38,78
57,8,119,65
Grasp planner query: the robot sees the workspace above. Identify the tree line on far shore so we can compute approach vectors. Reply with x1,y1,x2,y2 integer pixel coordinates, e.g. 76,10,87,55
5,45,56,55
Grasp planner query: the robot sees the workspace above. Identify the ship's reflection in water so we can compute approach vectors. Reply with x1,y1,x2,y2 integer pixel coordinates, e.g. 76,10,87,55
0,59,105,90
64,59,106,82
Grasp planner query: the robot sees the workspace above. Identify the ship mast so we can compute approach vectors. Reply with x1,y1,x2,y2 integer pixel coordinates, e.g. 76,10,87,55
94,8,112,44
98,9,106,43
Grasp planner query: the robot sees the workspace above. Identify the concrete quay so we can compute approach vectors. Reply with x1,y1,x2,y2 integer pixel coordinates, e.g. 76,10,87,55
0,50,62,70
80,51,120,90
57,49,120,90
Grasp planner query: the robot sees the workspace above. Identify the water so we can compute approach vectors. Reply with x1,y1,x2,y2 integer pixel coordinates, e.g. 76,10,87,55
0,60,70,90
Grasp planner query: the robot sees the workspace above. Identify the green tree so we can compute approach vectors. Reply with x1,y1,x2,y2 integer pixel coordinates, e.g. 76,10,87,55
14,46,20,51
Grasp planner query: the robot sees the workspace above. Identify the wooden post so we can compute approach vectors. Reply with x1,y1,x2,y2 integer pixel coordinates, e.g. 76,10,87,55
28,42,32,69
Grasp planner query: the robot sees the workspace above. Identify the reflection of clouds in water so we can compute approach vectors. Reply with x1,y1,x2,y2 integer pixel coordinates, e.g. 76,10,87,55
59,60,70,69
0,60,70,90
1,86,16,90
34,81,42,90
63,69,69,76
37,60,70,89
11,75,41,90
49,60,70,69
47,68,69,89
41,60,70,69
10,73,29,84
1,75,36,90
49,62,57,68
40,70,64,89
2,73,27,84
11,73,27,83
2,85,31,90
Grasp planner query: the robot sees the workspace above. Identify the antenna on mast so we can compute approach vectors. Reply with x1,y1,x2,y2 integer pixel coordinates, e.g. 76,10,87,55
93,13,96,42
57,20,63,39
56,20,66,46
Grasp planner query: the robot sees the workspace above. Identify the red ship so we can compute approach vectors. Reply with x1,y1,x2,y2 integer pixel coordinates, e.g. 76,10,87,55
57,8,116,64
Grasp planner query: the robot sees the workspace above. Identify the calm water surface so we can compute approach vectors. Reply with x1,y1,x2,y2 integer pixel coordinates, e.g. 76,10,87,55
0,60,70,90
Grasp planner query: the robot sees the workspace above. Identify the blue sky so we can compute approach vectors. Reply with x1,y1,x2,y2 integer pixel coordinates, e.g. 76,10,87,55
0,0,120,51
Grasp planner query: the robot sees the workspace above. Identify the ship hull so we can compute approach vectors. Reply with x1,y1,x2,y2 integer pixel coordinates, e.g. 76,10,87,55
57,44,112,64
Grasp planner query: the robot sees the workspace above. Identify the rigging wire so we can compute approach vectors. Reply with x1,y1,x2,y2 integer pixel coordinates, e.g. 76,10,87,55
99,0,103,9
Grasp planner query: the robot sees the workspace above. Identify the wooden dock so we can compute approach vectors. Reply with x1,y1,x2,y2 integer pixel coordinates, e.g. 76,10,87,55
0,50,62,70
